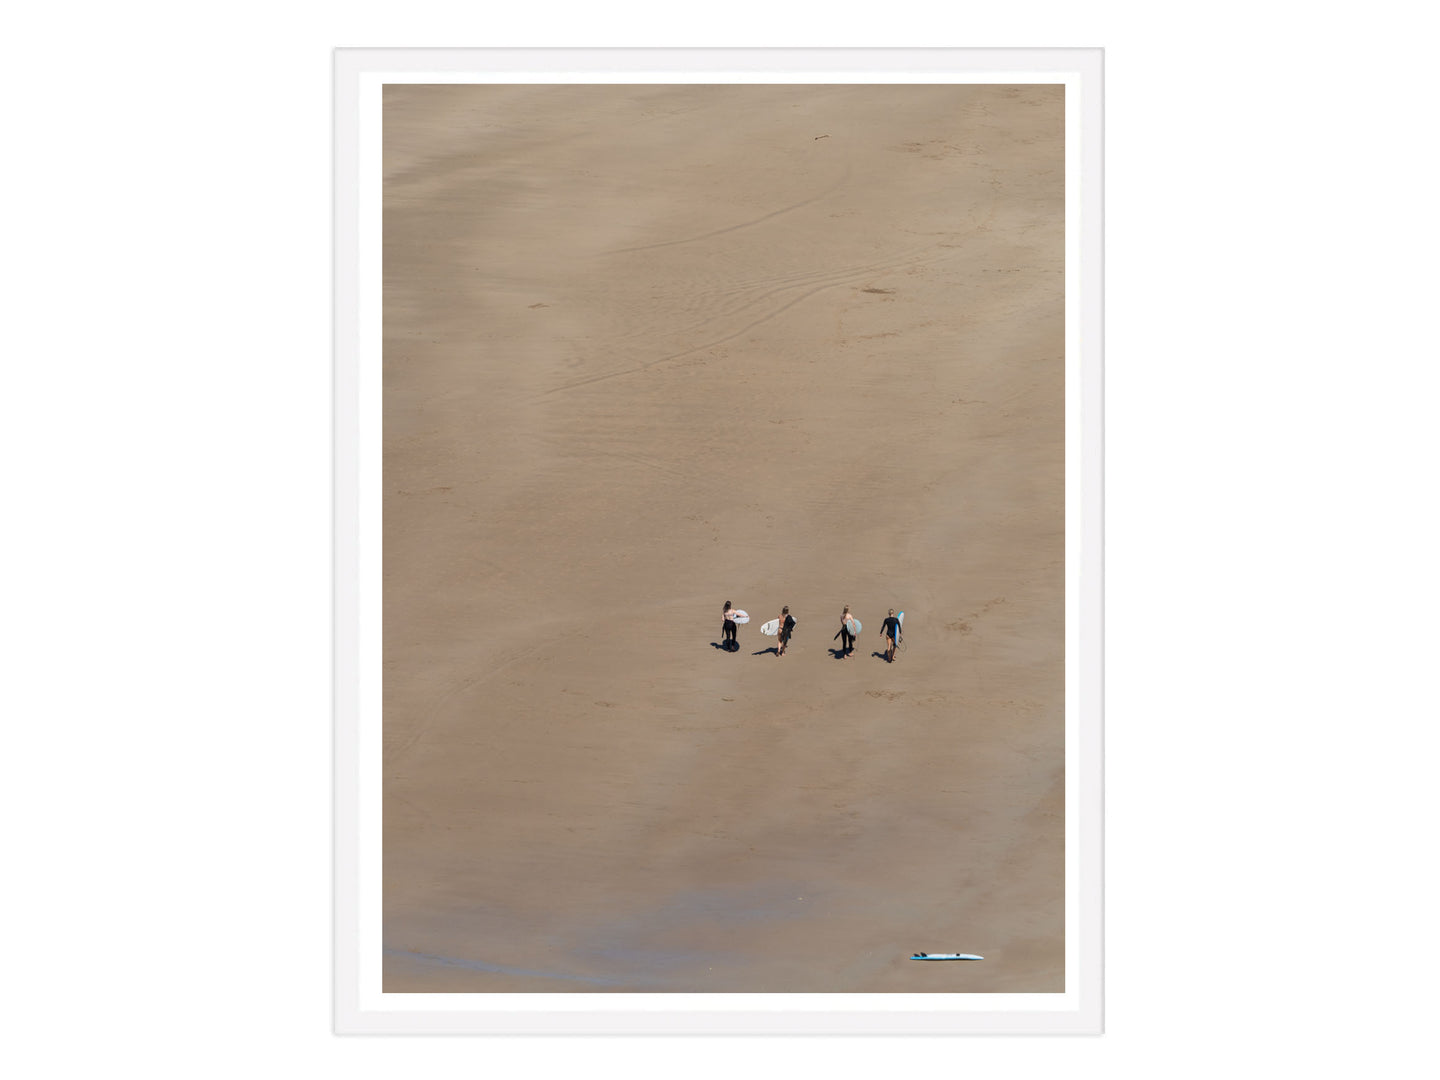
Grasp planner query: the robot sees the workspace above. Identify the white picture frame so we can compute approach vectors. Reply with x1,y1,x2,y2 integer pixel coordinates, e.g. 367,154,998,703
334,47,1103,1035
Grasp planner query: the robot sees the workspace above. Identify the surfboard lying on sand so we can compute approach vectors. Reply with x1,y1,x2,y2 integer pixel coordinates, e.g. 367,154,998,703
910,953,982,961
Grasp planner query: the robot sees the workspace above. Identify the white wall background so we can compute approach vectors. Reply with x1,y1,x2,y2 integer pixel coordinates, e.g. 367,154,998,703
3,4,1435,1077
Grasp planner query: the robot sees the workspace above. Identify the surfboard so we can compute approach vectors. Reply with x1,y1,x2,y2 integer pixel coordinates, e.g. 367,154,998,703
897,610,905,630
910,953,982,961
759,618,780,636
730,609,749,624
846,617,861,634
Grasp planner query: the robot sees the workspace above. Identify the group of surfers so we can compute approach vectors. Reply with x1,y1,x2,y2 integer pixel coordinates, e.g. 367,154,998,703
721,602,904,662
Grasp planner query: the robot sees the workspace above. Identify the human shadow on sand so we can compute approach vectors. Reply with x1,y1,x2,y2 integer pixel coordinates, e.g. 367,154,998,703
751,646,780,657
828,647,857,660
711,640,742,652
872,650,894,662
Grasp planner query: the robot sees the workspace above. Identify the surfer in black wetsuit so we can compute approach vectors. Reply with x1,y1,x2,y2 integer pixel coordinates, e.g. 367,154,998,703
880,609,901,662
777,605,795,657
835,605,856,657
722,601,738,650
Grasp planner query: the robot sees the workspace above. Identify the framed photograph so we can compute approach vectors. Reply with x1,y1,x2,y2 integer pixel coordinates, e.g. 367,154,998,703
334,47,1102,1034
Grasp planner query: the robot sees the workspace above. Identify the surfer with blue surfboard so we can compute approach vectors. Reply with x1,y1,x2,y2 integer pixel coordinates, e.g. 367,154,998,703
880,609,903,662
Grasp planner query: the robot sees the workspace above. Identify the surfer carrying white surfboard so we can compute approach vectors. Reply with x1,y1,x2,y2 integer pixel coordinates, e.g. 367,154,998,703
880,609,902,662
777,606,796,657
722,601,739,650
835,605,857,657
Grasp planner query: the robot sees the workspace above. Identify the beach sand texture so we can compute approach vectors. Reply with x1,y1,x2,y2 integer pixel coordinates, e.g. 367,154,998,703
383,84,1065,992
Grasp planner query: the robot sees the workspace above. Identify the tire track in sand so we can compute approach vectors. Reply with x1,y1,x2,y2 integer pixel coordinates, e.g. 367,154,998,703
534,240,964,399
597,163,852,256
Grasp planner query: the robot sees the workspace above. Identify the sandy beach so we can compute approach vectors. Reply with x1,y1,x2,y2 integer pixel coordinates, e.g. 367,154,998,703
382,83,1065,992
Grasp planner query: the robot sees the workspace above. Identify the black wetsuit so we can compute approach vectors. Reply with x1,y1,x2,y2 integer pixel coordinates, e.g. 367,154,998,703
723,614,738,646
837,621,854,652
882,616,901,654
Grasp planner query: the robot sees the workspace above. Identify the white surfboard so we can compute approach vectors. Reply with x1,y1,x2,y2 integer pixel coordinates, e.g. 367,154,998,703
759,618,780,636
846,617,861,634
910,953,982,961
730,609,749,624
